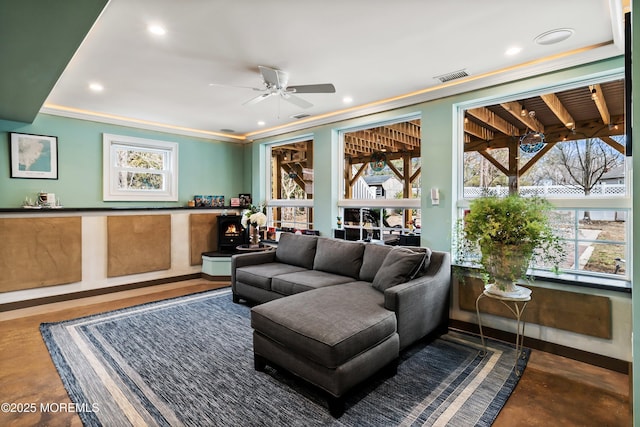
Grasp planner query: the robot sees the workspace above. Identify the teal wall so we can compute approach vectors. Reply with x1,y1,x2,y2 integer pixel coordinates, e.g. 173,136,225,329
250,55,634,414
251,56,625,255
0,114,246,207
631,1,639,422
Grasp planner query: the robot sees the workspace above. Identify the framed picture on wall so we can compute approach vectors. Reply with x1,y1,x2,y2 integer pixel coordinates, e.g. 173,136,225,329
10,132,59,179
213,195,225,207
239,193,251,207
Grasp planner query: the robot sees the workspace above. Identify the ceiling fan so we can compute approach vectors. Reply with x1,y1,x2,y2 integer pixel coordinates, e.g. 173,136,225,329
215,66,336,109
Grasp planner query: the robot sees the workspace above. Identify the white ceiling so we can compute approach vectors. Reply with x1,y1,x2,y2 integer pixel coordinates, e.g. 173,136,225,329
42,0,625,142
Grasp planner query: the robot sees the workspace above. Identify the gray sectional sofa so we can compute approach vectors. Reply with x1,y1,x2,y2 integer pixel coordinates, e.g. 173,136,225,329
231,233,451,417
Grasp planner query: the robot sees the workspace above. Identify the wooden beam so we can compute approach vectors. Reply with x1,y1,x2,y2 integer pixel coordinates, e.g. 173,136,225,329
349,148,420,164
274,154,282,200
348,162,368,187
345,159,353,198
465,115,625,152
282,163,307,193
599,136,625,154
467,107,519,136
386,159,404,182
343,120,421,157
500,101,544,133
508,142,519,194
478,150,509,176
519,142,557,176
410,166,421,183
590,84,611,125
403,154,411,199
464,120,495,140
540,93,576,129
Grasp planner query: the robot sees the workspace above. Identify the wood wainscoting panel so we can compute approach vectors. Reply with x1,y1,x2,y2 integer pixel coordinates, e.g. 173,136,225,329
189,213,219,265
459,277,612,339
0,217,82,292
107,215,171,277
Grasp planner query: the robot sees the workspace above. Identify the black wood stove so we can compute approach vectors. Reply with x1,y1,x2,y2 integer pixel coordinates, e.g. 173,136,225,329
218,215,247,252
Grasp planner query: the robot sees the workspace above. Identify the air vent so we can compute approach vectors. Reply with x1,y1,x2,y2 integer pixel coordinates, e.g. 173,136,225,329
434,69,469,83
290,113,311,120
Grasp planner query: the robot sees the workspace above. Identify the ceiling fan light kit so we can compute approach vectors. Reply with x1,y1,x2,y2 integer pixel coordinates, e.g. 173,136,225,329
219,65,336,110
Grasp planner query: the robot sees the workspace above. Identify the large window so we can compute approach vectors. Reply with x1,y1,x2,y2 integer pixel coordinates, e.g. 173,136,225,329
339,115,421,242
458,76,630,280
103,134,178,201
341,207,421,242
267,137,313,230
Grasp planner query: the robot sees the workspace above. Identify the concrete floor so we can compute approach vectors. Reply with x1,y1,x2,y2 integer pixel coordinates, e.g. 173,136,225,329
0,279,631,426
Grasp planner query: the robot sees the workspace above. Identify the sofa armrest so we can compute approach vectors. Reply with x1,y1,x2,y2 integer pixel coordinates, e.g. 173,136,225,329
384,251,451,349
232,250,277,268
231,250,277,286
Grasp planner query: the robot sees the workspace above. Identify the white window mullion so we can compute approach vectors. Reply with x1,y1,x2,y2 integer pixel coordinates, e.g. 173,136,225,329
103,133,178,201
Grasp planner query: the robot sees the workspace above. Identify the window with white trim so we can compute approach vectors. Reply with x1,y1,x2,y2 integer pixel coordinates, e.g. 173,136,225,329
266,137,314,230
457,76,630,281
103,133,178,201
339,115,422,242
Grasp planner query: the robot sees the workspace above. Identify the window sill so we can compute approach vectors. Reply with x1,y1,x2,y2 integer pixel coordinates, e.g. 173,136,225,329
453,263,631,294
532,270,631,294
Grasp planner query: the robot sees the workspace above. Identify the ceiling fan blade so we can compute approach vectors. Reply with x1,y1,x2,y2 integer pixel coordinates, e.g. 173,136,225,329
243,93,272,106
287,83,336,94
258,65,289,88
209,83,264,91
283,93,313,109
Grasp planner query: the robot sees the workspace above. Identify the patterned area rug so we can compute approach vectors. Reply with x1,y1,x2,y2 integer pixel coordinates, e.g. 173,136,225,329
41,288,528,426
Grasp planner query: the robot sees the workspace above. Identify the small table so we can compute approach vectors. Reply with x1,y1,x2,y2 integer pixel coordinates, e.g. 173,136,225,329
235,244,274,253
475,286,531,376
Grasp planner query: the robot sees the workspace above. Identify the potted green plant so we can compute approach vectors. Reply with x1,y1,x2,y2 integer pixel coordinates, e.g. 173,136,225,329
458,194,565,297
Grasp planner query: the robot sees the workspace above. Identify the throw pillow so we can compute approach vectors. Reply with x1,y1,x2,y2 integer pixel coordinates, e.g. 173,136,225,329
313,238,365,279
372,247,427,292
399,246,432,278
360,243,394,282
275,233,318,269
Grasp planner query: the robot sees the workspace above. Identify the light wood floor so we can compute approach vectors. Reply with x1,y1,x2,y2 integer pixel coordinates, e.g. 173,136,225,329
0,279,631,426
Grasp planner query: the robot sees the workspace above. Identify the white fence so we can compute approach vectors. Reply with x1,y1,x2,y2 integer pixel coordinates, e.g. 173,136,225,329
463,183,626,198
353,177,377,199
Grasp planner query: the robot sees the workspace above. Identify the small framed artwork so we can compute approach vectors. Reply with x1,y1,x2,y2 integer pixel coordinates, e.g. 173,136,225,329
213,195,225,207
194,195,212,207
230,197,240,207
10,132,58,179
239,193,252,207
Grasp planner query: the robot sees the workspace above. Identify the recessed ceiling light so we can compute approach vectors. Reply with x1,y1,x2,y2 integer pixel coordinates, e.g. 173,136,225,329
343,96,353,104
220,128,235,133
148,24,167,36
534,28,574,45
505,46,522,56
89,82,104,92
257,121,266,126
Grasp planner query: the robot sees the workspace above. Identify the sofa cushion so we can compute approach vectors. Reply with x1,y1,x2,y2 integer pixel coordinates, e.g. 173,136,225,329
275,233,318,269
402,246,433,273
271,270,354,295
372,247,428,292
313,238,365,279
235,263,308,290
251,282,395,368
359,244,394,282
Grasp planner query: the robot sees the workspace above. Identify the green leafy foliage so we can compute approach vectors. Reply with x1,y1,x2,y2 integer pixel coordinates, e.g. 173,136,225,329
459,194,566,287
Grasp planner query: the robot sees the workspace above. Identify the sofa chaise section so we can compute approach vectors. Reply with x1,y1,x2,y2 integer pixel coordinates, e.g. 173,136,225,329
251,282,399,417
231,233,452,417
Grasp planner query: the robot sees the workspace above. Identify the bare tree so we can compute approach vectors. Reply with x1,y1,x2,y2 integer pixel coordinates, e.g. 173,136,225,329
463,150,509,187
556,137,623,219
